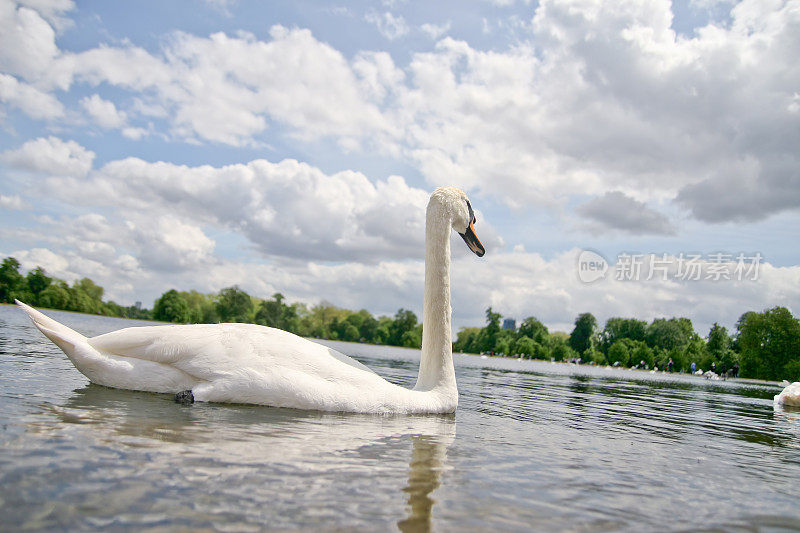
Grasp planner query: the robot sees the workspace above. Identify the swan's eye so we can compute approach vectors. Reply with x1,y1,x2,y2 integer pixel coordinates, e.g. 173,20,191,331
466,200,475,228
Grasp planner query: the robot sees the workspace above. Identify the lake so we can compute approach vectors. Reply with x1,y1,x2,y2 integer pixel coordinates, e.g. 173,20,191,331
1,305,798,531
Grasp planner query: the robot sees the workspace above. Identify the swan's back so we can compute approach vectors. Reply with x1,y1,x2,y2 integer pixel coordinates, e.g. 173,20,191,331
90,323,376,379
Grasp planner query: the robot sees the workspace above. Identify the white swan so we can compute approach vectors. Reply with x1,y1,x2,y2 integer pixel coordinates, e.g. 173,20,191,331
774,382,800,407
17,187,485,414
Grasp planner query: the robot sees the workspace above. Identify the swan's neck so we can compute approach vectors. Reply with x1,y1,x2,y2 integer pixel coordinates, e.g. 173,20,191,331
414,203,455,392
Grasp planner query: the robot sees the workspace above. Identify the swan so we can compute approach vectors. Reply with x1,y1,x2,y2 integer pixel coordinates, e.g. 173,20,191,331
16,187,485,414
774,382,800,407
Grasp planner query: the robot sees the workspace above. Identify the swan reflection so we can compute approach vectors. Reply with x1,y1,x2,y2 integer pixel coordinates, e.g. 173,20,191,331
397,431,454,533
27,384,456,529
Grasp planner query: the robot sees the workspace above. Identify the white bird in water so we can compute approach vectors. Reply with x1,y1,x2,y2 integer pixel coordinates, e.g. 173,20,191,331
17,187,485,414
774,382,800,407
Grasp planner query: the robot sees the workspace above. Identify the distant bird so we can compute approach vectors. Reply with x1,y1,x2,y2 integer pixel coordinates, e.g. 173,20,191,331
17,187,485,414
774,382,800,407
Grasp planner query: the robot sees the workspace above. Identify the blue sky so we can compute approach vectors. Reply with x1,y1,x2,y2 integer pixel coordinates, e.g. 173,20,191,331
1,0,799,334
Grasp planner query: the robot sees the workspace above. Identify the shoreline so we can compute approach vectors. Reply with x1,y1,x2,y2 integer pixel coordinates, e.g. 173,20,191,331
4,302,789,387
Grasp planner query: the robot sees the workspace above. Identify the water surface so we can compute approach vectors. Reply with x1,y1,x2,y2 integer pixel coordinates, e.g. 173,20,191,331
1,305,798,531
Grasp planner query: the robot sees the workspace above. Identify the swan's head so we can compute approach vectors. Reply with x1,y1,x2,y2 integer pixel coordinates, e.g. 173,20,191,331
429,187,485,257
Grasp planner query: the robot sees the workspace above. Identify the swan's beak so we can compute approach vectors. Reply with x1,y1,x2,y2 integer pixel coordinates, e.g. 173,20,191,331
460,218,485,257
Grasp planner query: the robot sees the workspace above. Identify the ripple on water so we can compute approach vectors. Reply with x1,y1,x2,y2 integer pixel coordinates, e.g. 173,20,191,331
1,308,798,531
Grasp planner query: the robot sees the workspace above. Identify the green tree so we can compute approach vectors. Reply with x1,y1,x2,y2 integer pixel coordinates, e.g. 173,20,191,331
607,339,633,366
26,267,51,303
454,327,482,353
645,317,695,352
74,277,103,302
388,308,419,346
215,286,254,323
518,316,549,346
401,324,423,348
179,290,217,323
599,318,647,354
513,335,536,358
550,337,575,362
630,340,654,368
38,280,72,310
70,278,103,314
356,310,381,343
153,289,191,323
737,307,800,381
255,293,299,332
0,257,24,303
569,313,597,355
481,307,502,353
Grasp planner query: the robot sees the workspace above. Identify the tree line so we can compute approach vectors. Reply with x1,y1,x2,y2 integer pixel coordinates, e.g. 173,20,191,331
2,256,797,381
455,308,799,382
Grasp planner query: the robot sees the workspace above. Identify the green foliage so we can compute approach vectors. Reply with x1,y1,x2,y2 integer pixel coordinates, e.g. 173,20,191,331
518,316,549,346
0,257,25,303
26,267,51,301
153,289,191,323
550,337,575,362
737,307,800,381
600,318,647,353
482,307,502,352
388,308,419,347
255,293,299,332
608,339,633,366
453,327,482,353
216,286,254,323
179,290,218,323
4,253,798,381
569,313,597,355
645,317,694,352
38,280,72,310
513,336,536,358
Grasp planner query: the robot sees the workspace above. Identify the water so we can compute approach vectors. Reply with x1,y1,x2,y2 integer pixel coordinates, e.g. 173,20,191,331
1,305,798,532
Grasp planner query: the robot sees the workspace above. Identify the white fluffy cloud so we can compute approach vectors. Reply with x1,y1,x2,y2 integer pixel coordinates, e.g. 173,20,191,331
0,194,29,210
4,0,798,223
365,11,410,40
81,94,127,129
0,73,64,119
40,147,454,262
2,136,95,177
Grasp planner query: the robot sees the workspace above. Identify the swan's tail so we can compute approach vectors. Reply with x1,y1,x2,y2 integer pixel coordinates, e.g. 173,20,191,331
15,299,88,357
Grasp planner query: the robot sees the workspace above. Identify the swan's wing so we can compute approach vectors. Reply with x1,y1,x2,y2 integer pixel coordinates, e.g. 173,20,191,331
88,323,378,382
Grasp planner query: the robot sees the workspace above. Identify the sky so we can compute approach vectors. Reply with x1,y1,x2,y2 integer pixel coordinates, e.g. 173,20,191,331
1,0,799,335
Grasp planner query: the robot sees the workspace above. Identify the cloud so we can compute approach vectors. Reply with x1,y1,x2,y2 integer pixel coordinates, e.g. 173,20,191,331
24,139,504,264
2,0,799,232
56,26,392,147
420,22,451,40
80,93,127,129
576,191,676,235
365,11,410,40
0,0,60,80
0,194,29,210
2,136,95,177
0,73,64,119
390,0,800,222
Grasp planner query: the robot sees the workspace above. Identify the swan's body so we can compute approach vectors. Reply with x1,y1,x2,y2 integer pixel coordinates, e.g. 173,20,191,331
17,187,485,414
774,381,800,407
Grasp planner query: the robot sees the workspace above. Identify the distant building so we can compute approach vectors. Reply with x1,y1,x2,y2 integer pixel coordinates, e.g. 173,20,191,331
502,318,516,331
135,301,142,310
